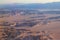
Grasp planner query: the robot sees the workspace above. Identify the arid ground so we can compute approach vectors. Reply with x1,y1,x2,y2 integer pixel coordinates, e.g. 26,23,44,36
0,9,60,40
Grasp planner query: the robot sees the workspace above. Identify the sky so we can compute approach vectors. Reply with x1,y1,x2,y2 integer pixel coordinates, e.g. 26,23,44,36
0,0,60,4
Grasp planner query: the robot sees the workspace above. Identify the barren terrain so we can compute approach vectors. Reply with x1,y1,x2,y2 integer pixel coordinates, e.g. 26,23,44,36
0,9,60,40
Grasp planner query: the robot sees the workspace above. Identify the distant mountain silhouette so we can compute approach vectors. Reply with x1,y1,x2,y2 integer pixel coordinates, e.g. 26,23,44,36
0,2,60,9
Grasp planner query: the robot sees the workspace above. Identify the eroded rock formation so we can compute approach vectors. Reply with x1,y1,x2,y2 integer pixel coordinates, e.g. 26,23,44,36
0,26,54,40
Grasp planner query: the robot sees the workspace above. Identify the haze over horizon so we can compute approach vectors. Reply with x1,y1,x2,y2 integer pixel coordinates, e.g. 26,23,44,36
0,0,60,4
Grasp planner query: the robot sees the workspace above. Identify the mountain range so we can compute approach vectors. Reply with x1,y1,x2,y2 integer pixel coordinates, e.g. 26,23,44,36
0,2,60,9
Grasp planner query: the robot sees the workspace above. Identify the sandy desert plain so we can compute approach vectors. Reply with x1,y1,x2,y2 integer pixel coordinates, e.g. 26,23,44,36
0,9,60,40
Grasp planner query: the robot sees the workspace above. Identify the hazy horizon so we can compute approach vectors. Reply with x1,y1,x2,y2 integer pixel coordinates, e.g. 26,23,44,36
0,0,60,4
